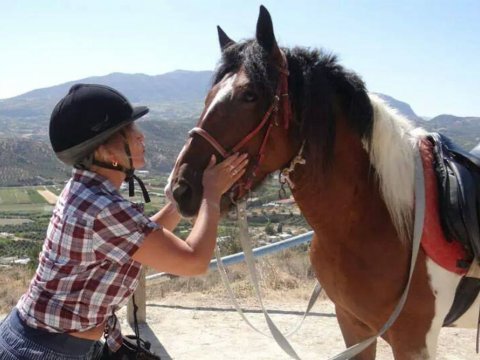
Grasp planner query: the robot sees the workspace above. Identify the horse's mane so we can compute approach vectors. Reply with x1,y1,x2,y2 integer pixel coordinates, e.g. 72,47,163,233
366,95,425,241
214,40,422,241
214,42,373,167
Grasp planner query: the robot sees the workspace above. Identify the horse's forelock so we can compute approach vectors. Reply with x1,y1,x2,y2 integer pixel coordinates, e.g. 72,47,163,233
213,40,275,97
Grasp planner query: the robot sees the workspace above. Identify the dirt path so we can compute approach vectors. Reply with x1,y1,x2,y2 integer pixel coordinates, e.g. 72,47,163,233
37,188,57,205
116,292,478,360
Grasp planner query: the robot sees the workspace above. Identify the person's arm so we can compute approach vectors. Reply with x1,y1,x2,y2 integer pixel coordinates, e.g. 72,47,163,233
150,201,181,232
132,153,248,276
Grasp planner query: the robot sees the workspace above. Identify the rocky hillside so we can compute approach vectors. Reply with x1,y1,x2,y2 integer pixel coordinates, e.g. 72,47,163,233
0,71,478,186
0,71,213,139
0,138,69,185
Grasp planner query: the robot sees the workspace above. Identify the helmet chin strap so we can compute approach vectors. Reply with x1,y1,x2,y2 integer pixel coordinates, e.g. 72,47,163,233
91,130,151,203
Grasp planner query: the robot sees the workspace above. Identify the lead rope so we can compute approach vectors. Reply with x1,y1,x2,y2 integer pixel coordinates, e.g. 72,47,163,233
215,200,316,360
215,247,321,339
216,145,426,359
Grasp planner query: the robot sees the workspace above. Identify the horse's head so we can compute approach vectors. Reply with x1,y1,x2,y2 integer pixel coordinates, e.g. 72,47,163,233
166,6,302,217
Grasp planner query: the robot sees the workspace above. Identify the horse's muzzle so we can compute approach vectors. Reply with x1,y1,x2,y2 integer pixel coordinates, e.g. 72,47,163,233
171,164,202,217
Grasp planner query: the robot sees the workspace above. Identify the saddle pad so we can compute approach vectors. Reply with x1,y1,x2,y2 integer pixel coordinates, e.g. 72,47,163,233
419,138,468,275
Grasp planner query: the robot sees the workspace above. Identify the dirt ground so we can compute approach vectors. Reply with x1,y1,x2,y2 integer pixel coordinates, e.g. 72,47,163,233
117,291,479,360
37,189,58,204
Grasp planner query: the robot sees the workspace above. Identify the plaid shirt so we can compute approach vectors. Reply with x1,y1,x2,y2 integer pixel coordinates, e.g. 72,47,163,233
16,169,159,351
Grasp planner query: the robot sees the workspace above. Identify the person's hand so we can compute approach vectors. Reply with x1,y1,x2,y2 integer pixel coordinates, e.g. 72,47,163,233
202,153,249,201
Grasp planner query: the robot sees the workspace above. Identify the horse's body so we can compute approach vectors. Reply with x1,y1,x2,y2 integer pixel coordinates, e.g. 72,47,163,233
165,6,477,359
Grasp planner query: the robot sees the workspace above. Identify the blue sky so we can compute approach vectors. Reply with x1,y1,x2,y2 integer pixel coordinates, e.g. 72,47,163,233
1,0,479,117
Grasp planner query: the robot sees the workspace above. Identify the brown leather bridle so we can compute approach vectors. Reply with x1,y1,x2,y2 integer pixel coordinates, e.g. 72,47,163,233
188,51,291,199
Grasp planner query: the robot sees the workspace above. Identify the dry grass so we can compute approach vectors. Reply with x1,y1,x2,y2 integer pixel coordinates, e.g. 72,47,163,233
146,247,317,303
0,265,33,314
0,247,316,316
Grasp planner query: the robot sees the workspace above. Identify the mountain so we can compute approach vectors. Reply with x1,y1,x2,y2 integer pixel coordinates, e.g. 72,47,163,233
373,93,423,123
10,70,213,103
0,71,213,139
0,118,193,186
0,138,70,185
0,71,478,186
420,114,480,149
374,93,480,148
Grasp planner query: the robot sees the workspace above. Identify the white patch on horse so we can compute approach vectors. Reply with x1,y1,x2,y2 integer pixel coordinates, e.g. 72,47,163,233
424,258,463,358
364,94,427,242
202,74,237,121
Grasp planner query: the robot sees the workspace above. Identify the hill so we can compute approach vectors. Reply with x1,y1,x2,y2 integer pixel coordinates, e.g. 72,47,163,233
372,94,479,148
0,138,69,185
421,114,480,149
0,71,478,186
373,93,423,123
0,71,213,139
0,118,193,186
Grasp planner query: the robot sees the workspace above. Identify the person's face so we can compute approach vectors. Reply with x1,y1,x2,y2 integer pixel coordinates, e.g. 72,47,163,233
105,123,146,169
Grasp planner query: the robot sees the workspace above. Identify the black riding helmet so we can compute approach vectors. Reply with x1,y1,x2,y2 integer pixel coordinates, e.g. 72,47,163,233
49,83,151,202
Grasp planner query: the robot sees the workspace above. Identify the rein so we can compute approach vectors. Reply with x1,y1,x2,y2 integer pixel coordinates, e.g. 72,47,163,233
216,145,426,360
189,51,291,197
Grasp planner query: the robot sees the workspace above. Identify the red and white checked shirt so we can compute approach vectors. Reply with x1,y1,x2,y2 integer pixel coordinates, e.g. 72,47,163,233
16,169,159,351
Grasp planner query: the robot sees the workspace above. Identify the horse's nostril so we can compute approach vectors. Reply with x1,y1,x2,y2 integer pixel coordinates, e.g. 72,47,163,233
172,181,192,202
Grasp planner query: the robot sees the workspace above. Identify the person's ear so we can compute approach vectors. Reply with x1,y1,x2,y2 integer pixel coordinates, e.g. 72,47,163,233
95,144,114,164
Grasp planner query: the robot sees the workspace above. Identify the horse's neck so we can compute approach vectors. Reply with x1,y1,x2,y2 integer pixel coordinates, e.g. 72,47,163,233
290,116,402,246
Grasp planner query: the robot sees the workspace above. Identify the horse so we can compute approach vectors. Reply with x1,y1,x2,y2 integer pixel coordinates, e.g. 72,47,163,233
165,6,479,359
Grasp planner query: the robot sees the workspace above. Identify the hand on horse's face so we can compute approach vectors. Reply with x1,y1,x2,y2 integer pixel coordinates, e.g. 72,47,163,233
202,153,249,201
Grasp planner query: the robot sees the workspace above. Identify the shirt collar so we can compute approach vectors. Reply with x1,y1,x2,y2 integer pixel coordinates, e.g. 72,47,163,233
71,168,120,196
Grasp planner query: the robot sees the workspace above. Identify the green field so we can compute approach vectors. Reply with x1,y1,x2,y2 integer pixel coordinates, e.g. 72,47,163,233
0,218,33,226
0,187,53,213
26,189,47,204
0,188,47,205
0,181,166,214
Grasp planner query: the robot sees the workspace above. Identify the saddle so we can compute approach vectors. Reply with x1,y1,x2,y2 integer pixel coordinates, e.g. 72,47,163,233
426,133,480,327
428,133,480,264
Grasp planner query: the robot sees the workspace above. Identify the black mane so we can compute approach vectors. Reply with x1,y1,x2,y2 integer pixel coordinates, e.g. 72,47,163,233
213,41,373,169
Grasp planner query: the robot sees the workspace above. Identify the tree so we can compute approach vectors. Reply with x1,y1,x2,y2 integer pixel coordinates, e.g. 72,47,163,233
265,222,275,235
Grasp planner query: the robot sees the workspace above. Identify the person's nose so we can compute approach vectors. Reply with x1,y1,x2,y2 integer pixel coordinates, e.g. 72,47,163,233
136,129,145,142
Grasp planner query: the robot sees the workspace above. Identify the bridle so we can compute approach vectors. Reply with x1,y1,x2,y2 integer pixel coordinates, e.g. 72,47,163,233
188,51,292,199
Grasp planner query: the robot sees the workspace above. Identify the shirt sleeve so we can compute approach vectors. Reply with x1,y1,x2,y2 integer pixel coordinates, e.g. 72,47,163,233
92,200,160,264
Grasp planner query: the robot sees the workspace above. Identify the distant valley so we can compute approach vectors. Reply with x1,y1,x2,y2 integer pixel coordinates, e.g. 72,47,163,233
0,71,478,186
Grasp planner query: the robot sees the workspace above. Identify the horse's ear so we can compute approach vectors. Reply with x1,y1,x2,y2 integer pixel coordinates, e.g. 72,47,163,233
217,26,235,52
255,6,283,63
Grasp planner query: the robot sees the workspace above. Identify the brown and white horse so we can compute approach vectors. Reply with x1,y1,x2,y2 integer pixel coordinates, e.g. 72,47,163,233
165,6,477,359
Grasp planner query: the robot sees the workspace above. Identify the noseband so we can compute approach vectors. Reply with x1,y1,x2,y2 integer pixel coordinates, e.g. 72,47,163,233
189,51,291,198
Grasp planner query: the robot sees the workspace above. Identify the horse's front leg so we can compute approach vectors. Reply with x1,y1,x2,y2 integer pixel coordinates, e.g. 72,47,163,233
384,319,440,360
335,306,377,360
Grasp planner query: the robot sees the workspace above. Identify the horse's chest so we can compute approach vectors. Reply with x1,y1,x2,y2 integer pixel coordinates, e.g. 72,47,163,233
309,242,366,297
309,235,408,309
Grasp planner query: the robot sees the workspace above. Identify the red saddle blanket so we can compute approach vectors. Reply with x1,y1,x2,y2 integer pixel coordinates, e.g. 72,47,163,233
419,138,468,275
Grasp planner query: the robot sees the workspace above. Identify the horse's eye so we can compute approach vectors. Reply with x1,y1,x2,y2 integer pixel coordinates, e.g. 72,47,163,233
241,90,257,103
